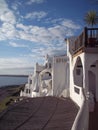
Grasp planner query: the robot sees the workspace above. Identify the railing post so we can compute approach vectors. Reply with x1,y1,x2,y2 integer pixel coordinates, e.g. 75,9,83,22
84,27,88,47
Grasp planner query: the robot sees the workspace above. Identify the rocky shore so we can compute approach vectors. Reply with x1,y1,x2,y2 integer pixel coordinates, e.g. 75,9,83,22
0,84,25,112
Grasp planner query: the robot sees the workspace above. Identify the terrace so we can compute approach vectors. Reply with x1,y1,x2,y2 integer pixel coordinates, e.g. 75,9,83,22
0,97,79,130
73,27,98,56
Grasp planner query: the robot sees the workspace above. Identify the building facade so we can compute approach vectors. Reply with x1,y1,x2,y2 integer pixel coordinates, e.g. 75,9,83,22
20,54,69,97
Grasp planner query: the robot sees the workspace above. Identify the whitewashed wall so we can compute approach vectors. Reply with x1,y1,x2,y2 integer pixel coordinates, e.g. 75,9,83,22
52,56,69,97
67,39,86,106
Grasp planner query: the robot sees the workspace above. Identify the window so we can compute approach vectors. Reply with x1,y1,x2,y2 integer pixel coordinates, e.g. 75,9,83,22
49,63,51,68
26,89,28,93
74,87,80,94
45,63,47,68
49,73,51,76
30,80,32,84
26,89,30,94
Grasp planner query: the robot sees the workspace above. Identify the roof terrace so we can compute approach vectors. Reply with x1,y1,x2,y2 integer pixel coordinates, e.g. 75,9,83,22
73,27,98,55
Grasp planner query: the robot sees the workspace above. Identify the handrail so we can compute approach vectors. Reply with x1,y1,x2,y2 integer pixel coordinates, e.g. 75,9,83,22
71,87,89,130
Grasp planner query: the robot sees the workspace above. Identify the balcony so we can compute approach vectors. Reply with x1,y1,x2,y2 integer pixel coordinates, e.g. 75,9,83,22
73,27,98,55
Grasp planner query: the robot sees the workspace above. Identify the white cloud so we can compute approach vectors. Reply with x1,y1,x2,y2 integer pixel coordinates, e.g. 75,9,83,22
61,19,81,29
0,23,17,40
0,11,16,24
0,0,8,15
11,1,22,11
0,0,16,24
11,4,18,11
25,11,47,20
26,0,45,5
0,17,81,47
0,0,17,40
0,68,33,75
31,40,67,57
16,19,81,44
16,23,32,32
9,42,28,48
0,57,34,69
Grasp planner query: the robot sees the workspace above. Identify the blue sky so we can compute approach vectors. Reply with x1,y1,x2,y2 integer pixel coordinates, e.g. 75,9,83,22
0,0,97,75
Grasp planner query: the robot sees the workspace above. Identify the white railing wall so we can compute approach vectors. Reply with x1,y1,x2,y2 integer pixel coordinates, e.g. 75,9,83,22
71,85,89,130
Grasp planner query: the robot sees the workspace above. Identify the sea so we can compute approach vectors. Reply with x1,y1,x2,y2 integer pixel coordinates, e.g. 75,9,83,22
0,75,28,87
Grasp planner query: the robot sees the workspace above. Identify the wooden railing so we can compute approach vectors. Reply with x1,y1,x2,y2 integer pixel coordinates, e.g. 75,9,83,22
74,27,98,54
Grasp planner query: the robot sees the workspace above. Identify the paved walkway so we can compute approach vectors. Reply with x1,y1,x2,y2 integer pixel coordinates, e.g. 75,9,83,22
0,96,79,130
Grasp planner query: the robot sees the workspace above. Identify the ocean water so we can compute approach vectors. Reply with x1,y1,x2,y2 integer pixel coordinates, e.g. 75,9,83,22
0,75,28,87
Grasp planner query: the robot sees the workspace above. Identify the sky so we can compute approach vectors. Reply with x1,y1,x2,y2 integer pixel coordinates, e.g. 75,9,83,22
0,0,98,75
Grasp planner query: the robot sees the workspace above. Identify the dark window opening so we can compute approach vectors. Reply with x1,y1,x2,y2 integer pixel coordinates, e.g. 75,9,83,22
49,63,51,68
91,65,96,67
30,80,32,84
74,87,80,94
26,89,30,94
49,73,51,76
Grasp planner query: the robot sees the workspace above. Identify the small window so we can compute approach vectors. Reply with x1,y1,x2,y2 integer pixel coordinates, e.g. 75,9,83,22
26,89,30,94
74,87,80,94
26,89,28,93
49,63,51,68
49,73,51,76
30,80,32,84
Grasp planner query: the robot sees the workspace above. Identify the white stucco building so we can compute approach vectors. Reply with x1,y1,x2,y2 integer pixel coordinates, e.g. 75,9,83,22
20,54,69,97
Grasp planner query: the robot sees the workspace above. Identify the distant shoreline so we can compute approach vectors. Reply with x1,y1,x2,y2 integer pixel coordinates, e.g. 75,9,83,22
0,75,28,77
0,84,25,88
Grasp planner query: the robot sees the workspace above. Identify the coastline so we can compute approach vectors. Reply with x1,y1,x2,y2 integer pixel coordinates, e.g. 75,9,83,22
0,75,28,77
0,84,25,112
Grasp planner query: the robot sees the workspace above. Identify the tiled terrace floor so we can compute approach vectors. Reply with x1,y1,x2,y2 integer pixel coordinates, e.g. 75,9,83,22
0,96,79,130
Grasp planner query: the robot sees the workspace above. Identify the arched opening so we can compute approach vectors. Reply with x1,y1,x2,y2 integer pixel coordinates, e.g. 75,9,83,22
39,69,52,96
41,72,52,80
73,57,83,87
